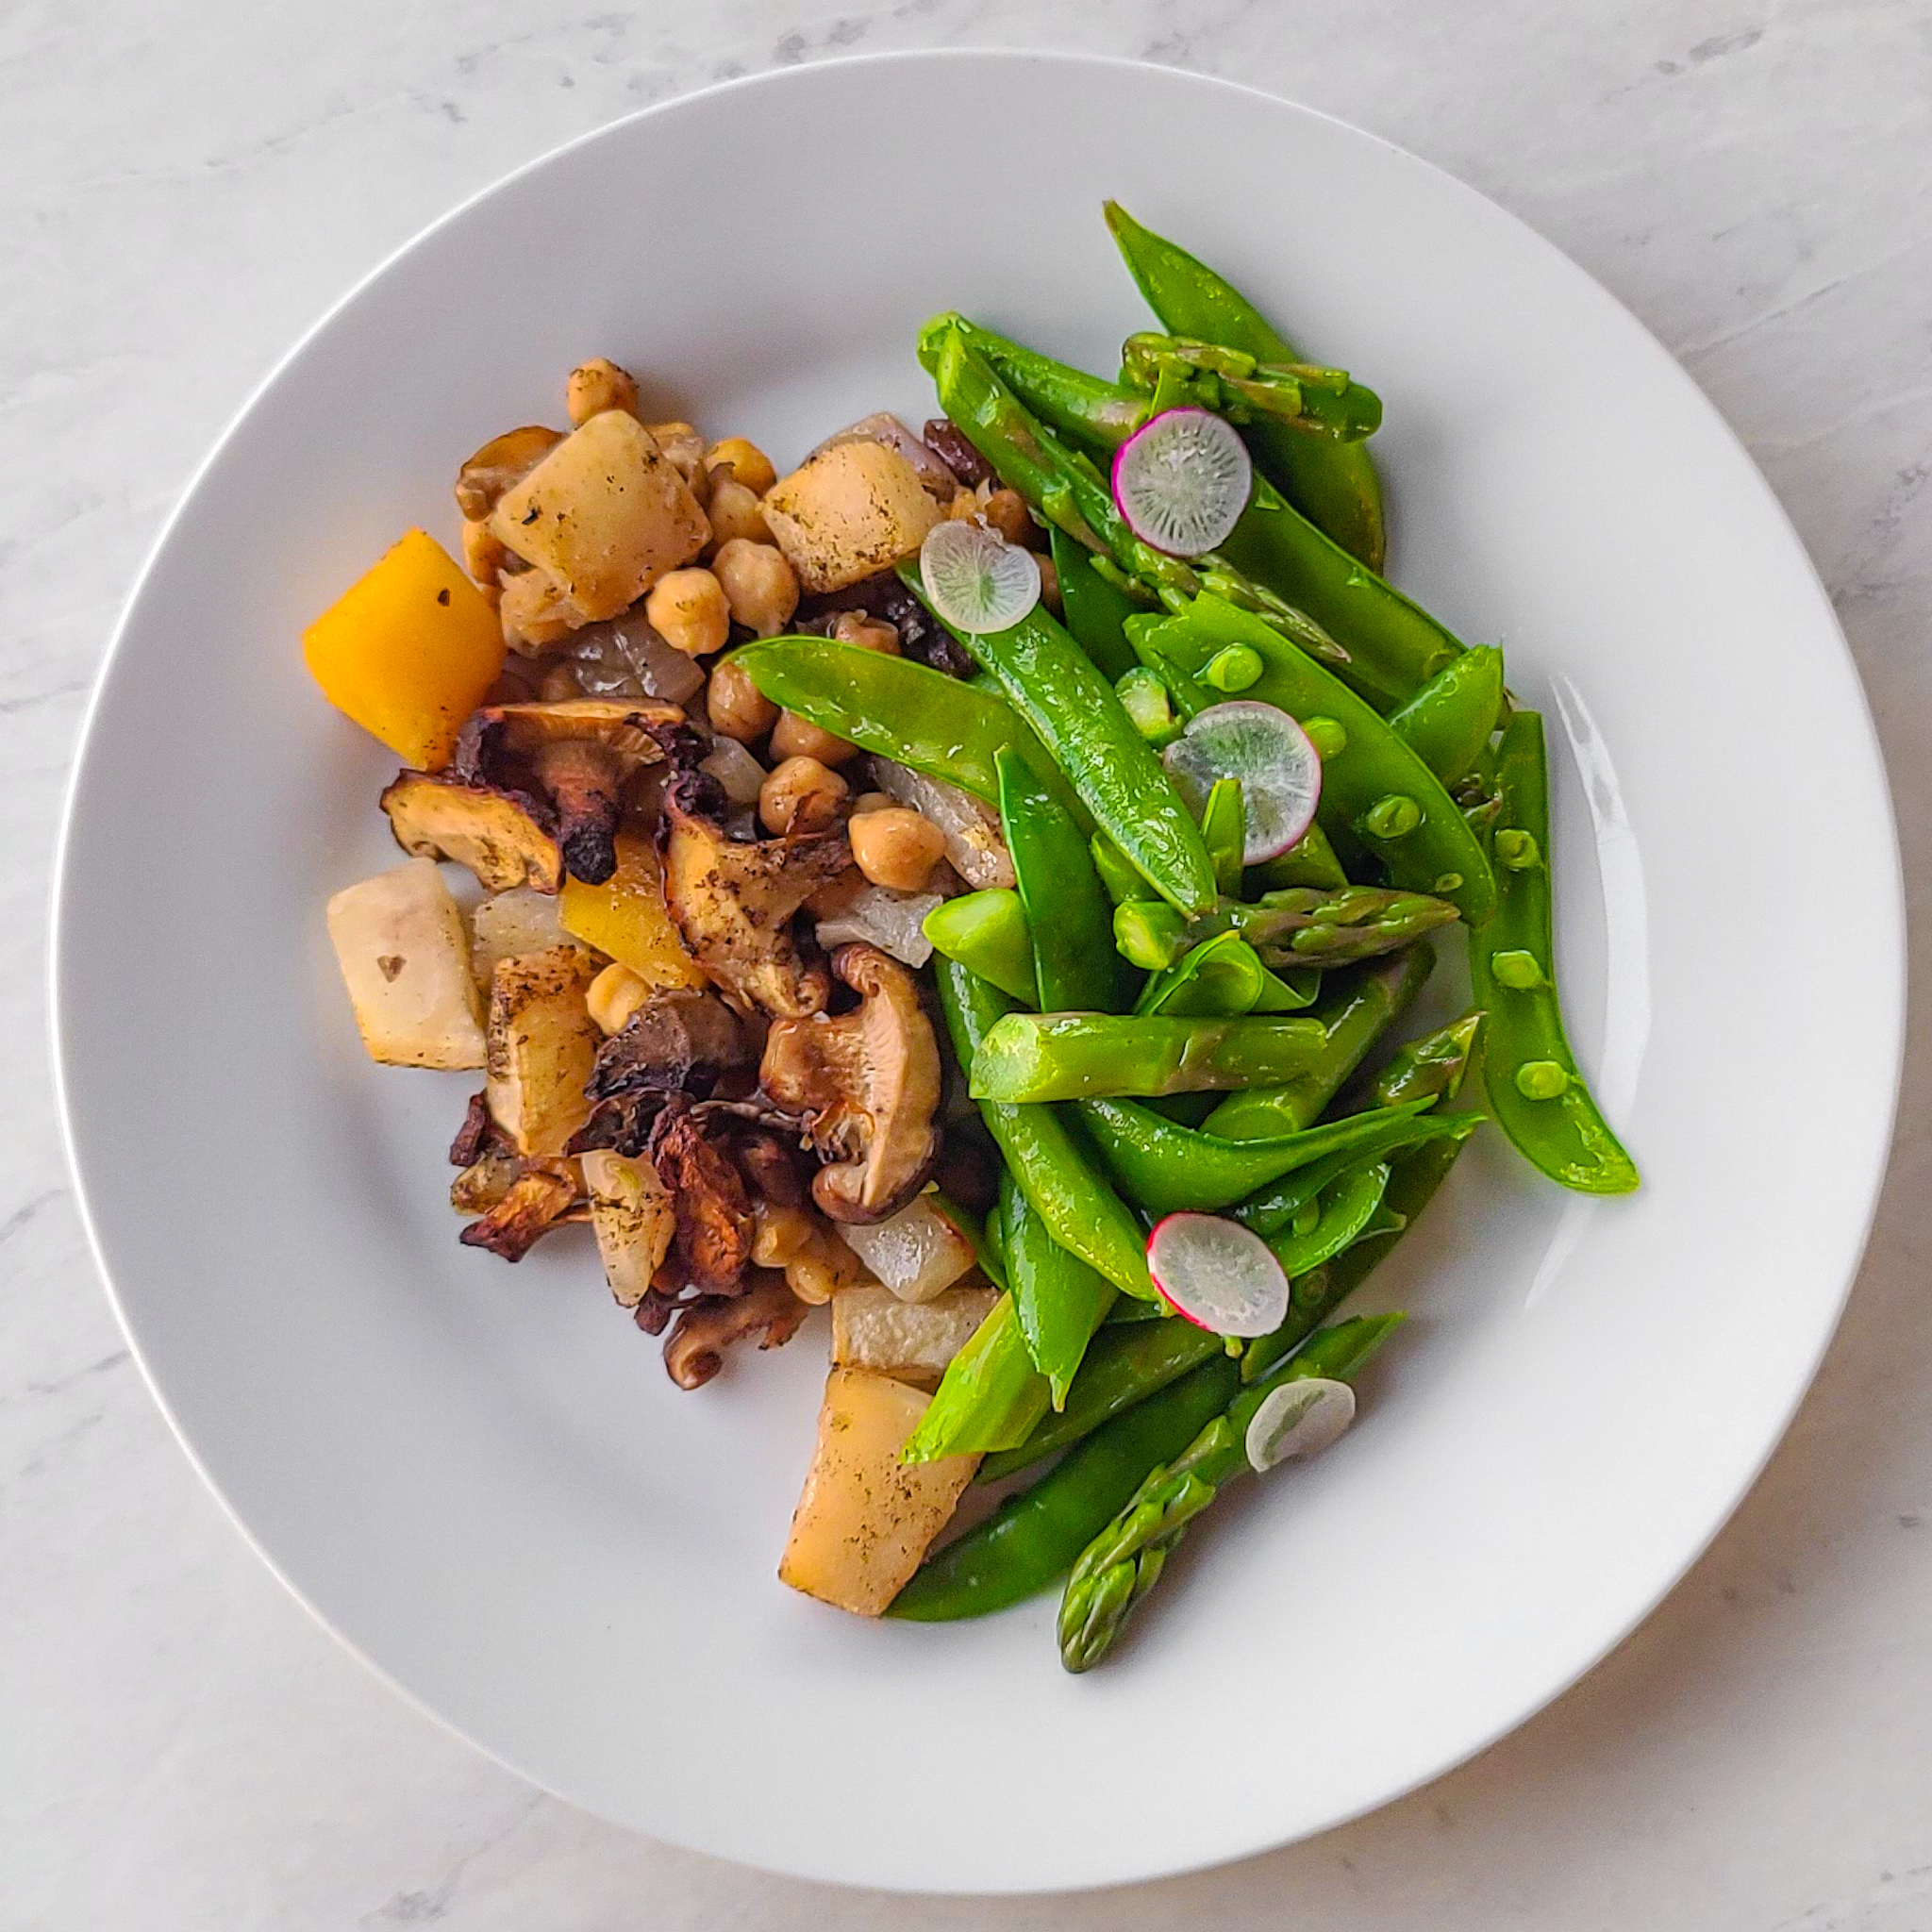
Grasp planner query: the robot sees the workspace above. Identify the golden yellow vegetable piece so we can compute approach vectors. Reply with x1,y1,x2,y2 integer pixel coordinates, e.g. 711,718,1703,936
303,529,506,771
558,833,706,990
325,856,486,1069
778,1368,978,1616
489,411,710,621
761,440,943,594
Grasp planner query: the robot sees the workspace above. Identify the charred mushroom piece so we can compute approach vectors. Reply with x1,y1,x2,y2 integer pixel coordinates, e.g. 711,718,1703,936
571,989,753,1153
662,1270,809,1391
456,425,567,522
649,1095,754,1292
758,942,943,1224
452,699,687,886
381,771,562,893
457,1164,582,1260
658,767,855,1019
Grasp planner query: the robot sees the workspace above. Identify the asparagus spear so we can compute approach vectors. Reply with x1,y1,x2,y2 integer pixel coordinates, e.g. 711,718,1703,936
1118,333,1383,442
1114,886,1460,973
1058,1313,1404,1671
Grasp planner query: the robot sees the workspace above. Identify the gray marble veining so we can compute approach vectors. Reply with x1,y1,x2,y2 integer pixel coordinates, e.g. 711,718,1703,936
4,1,1929,1925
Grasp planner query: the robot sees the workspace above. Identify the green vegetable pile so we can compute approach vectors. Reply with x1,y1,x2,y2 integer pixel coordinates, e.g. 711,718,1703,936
732,202,1638,1670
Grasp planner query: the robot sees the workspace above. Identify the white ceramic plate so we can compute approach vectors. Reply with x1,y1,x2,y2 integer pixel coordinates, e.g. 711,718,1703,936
54,51,1902,1893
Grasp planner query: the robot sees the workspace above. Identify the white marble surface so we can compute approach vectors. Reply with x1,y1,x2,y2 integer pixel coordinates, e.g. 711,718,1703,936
5,0,1929,1922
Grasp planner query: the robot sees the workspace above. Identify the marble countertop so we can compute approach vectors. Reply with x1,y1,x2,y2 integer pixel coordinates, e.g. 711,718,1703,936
7,1,1929,1924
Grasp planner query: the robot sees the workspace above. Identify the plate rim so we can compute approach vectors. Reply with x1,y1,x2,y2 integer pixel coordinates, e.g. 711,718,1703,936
48,44,1907,1893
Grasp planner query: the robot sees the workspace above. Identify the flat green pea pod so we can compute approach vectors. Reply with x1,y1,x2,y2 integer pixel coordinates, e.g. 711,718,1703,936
1250,821,1350,891
1263,1158,1392,1275
1388,646,1507,788
974,1317,1223,1485
1369,1009,1485,1108
1134,930,1317,1020
1049,525,1141,681
934,958,1155,1301
1091,832,1151,907
922,889,1036,1004
1144,594,1498,924
901,1292,1050,1462
890,1342,1243,1622
973,1011,1328,1104
1102,203,1386,572
996,747,1124,1012
1203,944,1433,1140
1001,1176,1116,1407
903,555,1218,916
1471,711,1639,1193
1199,777,1246,897
1227,1106,1480,1231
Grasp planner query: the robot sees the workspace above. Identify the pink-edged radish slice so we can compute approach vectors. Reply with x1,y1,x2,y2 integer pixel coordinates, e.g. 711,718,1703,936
918,517,1041,635
1244,1377,1357,1474
1146,1212,1290,1337
1163,700,1323,862
1110,407,1252,556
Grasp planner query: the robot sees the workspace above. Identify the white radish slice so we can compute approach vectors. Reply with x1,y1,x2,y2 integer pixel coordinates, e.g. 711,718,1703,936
918,518,1041,634
1163,700,1323,861
1110,407,1253,556
1244,1376,1357,1474
1146,1213,1290,1337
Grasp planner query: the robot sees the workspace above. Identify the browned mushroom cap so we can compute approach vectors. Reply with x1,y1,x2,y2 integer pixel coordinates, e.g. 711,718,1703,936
452,700,689,887
569,989,753,1154
758,942,943,1224
648,1094,753,1292
457,1164,581,1260
662,1270,809,1391
658,766,855,1020
455,425,565,522
381,770,563,892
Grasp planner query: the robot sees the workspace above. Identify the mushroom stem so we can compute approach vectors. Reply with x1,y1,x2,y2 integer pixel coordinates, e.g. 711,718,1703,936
534,738,625,883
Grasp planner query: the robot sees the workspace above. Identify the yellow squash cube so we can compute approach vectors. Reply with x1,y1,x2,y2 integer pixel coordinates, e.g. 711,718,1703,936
304,528,505,771
558,834,706,990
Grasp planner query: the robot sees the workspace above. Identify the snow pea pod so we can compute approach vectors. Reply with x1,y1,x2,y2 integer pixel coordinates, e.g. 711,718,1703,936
973,1011,1329,1104
1369,1008,1485,1108
1251,821,1350,891
1471,711,1639,1193
1133,930,1316,1020
1001,1175,1116,1407
1263,1159,1391,1274
1144,594,1497,924
921,889,1036,1005
900,1291,1049,1462
1230,1107,1482,1233
1103,201,1386,572
1049,524,1141,681
1077,1093,1436,1216
902,557,1217,916
1387,645,1507,788
996,747,1123,1012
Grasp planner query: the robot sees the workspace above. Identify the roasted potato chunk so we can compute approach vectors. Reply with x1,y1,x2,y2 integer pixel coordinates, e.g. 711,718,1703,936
579,1148,675,1307
325,857,486,1069
761,441,942,594
484,944,602,1158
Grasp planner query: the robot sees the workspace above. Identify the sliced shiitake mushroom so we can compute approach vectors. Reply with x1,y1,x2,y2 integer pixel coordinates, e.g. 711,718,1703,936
648,1094,754,1293
380,770,562,893
661,1269,810,1391
758,942,942,1224
455,424,566,522
457,1164,582,1260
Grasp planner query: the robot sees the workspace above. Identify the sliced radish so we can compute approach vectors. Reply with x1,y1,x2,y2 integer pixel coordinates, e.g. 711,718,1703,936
1110,407,1252,556
918,518,1041,634
1146,1213,1290,1338
1244,1376,1357,1473
1163,700,1322,862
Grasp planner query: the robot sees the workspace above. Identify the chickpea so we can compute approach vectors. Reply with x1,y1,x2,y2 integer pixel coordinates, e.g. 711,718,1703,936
830,610,900,656
711,538,800,638
752,1201,817,1270
587,961,651,1036
851,790,895,816
946,483,988,522
805,868,866,920
759,755,848,835
644,421,707,487
849,808,946,892
770,708,858,766
498,567,583,650
983,487,1034,547
461,516,509,589
785,1224,867,1306
565,358,640,425
702,436,777,497
1037,550,1061,615
706,657,779,743
706,473,773,547
644,566,731,658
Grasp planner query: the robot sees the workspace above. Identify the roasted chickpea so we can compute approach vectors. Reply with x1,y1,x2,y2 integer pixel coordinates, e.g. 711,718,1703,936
706,657,779,743
752,1201,817,1270
498,567,583,650
644,566,731,658
770,708,858,766
702,436,777,497
785,1224,867,1306
565,358,640,425
946,483,988,522
758,755,848,835
644,420,708,487
587,961,651,1036
461,516,509,589
849,808,946,891
711,538,800,638
805,868,866,919
983,487,1034,547
706,473,774,547
1037,550,1061,615
850,790,895,816
830,610,900,656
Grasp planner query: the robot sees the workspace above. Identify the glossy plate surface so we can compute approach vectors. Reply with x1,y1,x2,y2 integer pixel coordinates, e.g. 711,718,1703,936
53,51,1902,1893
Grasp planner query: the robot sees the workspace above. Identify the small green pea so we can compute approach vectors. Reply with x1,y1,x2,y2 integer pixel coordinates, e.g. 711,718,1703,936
1361,793,1422,839
1290,1198,1321,1239
1115,666,1177,744
1494,828,1541,871
1491,949,1549,991
1301,716,1347,760
1202,644,1264,692
1514,1059,1571,1100
1434,873,1464,894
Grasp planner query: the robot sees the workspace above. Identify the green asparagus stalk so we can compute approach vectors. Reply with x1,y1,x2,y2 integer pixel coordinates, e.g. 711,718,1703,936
1118,333,1383,442
1058,1313,1404,1671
